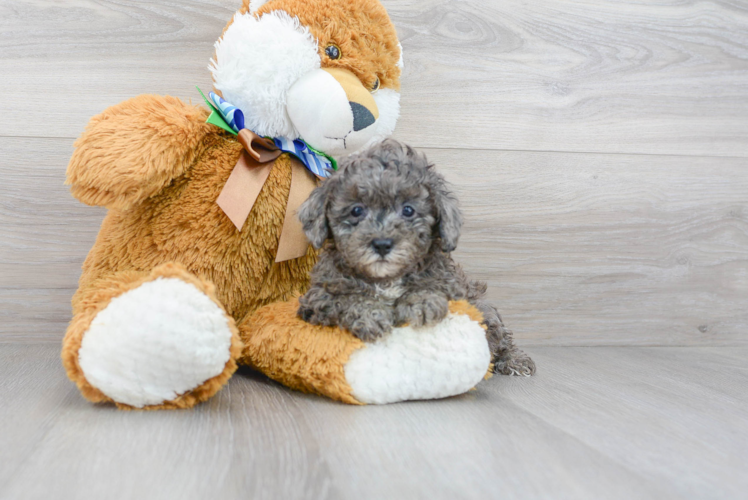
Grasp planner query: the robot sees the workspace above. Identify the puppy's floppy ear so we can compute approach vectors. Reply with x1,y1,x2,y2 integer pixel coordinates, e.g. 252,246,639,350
298,175,337,248
396,142,462,252
435,187,462,252
426,167,463,252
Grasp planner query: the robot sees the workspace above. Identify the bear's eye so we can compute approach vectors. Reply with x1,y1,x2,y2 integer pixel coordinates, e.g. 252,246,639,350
371,77,380,93
350,205,365,217
401,205,415,217
325,44,341,60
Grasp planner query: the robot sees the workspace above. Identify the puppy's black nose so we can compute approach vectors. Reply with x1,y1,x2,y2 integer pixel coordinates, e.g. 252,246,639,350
371,238,394,256
350,102,376,131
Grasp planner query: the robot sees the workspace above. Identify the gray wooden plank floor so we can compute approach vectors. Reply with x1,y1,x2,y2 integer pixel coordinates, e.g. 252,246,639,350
0,344,746,500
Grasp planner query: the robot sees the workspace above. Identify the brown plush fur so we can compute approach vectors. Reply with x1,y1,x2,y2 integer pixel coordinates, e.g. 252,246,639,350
64,95,318,408
62,263,243,410
68,95,317,323
244,0,401,91
238,297,365,404
66,95,214,210
239,299,488,404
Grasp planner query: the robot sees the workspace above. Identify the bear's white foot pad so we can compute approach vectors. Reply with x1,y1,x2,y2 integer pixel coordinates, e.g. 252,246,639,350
78,277,233,408
344,313,491,404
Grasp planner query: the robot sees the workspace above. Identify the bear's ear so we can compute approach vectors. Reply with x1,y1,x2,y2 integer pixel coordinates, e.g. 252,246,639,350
298,175,339,248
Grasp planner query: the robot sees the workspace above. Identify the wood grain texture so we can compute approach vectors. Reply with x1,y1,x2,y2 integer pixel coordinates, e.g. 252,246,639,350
2,137,745,345
0,138,103,291
1,344,746,499
392,0,748,156
433,148,748,346
1,0,748,156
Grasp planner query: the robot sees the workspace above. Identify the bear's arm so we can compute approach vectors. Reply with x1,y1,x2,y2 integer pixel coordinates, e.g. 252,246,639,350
66,94,215,209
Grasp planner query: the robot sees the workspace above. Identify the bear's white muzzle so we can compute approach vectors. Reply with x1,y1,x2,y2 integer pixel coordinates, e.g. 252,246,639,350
287,68,380,158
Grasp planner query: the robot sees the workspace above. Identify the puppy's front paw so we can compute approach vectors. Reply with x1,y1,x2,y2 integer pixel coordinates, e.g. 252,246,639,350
298,305,326,325
395,292,449,327
343,307,394,342
297,287,335,326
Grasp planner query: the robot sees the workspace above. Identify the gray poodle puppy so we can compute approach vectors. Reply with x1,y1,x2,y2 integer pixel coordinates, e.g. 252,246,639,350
297,140,535,376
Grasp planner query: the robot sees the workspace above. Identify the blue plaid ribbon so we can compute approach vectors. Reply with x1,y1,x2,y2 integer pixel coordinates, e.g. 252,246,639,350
272,137,333,178
206,91,334,178
209,92,245,132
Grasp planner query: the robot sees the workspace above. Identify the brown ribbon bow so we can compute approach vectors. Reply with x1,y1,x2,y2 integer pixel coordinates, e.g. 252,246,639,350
217,129,318,263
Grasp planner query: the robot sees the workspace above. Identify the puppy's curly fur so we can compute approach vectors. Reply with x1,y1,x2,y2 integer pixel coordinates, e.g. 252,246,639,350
297,140,535,376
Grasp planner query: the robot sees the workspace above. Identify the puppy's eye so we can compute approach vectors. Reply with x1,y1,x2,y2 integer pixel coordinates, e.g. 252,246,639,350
350,206,365,217
370,77,380,93
325,44,341,60
401,205,415,217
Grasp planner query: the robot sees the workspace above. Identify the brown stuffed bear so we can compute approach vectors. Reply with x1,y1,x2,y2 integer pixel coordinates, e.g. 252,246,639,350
62,0,403,409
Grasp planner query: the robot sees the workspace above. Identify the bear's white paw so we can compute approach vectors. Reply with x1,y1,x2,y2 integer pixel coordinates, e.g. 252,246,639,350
344,313,491,404
78,277,234,408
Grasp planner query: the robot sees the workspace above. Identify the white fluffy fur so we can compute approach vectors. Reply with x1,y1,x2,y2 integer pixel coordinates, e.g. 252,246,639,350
344,313,491,404
77,278,234,408
211,11,321,138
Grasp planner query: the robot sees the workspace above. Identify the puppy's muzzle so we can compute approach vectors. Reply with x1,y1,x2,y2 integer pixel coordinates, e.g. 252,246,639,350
371,238,394,257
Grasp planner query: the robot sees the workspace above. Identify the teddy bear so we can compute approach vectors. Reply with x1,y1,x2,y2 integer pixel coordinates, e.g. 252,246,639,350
62,0,402,409
62,0,501,409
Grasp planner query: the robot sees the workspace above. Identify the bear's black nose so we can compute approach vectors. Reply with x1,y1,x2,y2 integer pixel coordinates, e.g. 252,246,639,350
350,102,376,131
371,238,394,256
